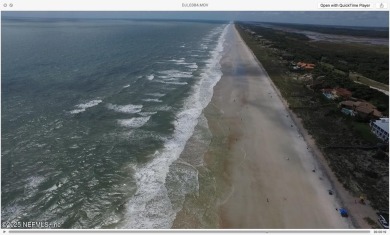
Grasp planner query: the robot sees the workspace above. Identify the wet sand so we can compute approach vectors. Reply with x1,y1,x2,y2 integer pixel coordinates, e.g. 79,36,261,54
205,24,352,228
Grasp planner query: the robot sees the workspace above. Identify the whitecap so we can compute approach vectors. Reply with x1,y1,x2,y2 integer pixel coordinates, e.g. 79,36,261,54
156,81,188,85
168,58,185,63
117,116,151,128
145,93,166,97
158,70,192,78
26,176,45,190
138,112,157,117
70,100,102,114
142,99,163,103
70,109,85,114
186,63,198,69
107,104,142,114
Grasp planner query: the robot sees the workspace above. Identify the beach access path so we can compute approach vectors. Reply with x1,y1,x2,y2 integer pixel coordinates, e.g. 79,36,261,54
207,24,353,228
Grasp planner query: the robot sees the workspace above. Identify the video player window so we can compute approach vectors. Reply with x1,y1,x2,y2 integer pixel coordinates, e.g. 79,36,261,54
1,10,389,232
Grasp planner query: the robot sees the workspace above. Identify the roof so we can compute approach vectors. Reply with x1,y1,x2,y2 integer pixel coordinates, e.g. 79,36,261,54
297,62,316,69
340,100,377,112
340,100,355,107
373,110,383,118
334,88,352,97
372,118,389,133
358,101,377,110
355,105,374,114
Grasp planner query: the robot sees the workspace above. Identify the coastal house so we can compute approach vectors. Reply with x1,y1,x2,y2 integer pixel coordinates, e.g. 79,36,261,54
321,88,352,100
339,100,355,109
297,62,316,71
355,104,382,119
339,100,383,119
370,118,389,142
341,108,356,116
322,88,336,100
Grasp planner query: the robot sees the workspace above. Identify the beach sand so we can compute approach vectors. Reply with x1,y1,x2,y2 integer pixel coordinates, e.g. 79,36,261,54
202,24,353,228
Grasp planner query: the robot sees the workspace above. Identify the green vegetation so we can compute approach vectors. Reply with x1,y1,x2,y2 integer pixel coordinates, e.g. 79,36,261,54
312,63,389,114
236,23,389,212
241,23,389,84
269,22,389,38
349,72,389,92
351,122,381,144
363,217,381,229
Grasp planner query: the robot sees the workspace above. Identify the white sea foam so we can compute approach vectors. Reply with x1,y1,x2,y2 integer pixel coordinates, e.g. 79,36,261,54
152,105,171,112
123,84,130,88
159,70,192,78
107,104,143,114
26,176,45,191
70,100,102,114
160,77,178,81
168,58,185,63
169,59,198,70
145,93,166,97
147,75,154,81
186,63,198,69
70,109,85,114
117,116,151,128
142,99,163,103
138,112,157,117
76,100,102,109
156,81,188,85
120,24,229,229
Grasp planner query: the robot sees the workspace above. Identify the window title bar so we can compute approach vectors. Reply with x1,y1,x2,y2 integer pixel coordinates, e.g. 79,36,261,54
1,0,388,11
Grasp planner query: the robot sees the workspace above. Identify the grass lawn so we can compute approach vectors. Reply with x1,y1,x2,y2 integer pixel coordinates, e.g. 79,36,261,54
349,72,389,92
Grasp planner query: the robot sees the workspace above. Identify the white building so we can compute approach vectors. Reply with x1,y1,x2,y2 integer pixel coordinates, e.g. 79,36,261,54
370,118,389,142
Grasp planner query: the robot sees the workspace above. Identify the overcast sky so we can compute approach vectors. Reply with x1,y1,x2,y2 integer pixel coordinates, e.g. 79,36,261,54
3,11,389,27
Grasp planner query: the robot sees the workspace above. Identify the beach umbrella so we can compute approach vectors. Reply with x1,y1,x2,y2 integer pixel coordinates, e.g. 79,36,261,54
339,208,348,217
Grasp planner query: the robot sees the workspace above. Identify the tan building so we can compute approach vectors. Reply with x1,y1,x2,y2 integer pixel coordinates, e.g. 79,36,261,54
339,100,383,119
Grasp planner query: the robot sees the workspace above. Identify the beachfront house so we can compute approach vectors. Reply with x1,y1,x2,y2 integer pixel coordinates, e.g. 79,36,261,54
355,104,383,120
370,118,389,142
322,88,352,100
322,88,336,100
339,100,383,120
341,108,356,116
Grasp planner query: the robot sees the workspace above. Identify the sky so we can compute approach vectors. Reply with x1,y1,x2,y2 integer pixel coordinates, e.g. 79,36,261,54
2,11,389,27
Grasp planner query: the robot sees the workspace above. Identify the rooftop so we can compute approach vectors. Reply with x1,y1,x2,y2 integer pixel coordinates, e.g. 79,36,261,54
372,118,389,133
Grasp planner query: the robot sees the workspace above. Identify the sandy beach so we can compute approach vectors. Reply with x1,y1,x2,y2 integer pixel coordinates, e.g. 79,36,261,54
202,24,353,228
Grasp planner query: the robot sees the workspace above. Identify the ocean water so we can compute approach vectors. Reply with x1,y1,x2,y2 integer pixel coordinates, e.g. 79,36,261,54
1,19,229,229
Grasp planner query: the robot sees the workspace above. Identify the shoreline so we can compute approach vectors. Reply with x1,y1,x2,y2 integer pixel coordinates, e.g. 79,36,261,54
201,24,351,228
173,23,378,229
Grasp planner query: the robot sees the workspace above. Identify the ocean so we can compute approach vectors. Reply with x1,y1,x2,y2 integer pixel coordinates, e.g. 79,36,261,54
1,19,229,229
